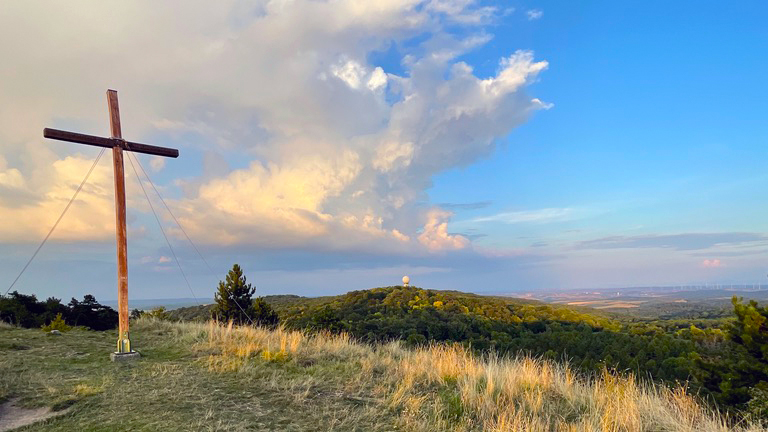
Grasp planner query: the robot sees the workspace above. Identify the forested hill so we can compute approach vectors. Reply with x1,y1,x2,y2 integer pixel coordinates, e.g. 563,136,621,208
169,287,622,330
274,286,623,333
170,287,711,382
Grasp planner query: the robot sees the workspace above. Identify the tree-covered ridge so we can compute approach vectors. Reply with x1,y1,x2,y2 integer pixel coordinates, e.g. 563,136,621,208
279,287,697,376
281,286,621,330
0,291,117,331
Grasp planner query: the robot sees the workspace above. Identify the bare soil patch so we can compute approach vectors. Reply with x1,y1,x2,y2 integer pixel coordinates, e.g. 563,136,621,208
0,399,70,432
567,300,645,308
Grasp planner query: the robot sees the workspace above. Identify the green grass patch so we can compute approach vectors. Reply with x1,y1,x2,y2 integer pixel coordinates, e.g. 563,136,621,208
0,320,398,431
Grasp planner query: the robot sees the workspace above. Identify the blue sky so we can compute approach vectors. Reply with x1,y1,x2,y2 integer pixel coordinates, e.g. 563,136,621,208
1,1,767,301
439,2,768,242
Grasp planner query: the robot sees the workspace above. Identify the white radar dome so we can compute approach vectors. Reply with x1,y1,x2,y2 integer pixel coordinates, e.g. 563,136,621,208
402,276,410,286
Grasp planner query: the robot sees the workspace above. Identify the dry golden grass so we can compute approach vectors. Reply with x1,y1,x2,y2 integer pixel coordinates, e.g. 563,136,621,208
161,319,764,432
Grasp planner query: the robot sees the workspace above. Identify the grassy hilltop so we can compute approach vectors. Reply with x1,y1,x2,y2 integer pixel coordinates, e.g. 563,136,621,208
3,285,767,430
1,318,762,431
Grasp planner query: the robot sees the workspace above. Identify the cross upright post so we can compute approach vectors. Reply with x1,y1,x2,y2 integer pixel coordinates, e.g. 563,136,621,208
43,89,179,360
107,90,130,355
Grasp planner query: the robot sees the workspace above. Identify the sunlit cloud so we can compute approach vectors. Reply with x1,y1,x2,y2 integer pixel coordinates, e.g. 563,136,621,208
701,259,723,268
418,209,470,252
0,0,549,257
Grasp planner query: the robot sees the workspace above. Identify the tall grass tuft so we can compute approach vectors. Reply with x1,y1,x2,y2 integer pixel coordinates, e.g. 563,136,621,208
139,319,764,432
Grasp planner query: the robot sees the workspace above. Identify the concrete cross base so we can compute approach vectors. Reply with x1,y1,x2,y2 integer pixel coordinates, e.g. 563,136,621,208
110,351,140,362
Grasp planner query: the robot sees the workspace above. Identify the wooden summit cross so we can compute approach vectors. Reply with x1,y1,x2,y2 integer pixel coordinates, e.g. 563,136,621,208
43,90,179,359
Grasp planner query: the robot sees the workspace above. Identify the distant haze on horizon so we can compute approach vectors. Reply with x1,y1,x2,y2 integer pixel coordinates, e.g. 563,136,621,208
1,1,767,301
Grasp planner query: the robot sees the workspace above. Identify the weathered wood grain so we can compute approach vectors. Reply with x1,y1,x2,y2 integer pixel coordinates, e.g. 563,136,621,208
108,90,130,350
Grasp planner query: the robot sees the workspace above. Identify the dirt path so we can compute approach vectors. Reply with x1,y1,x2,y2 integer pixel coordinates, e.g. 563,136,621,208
0,399,69,432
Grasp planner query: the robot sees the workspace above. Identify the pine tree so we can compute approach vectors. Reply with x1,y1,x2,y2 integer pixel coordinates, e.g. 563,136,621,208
213,264,256,325
252,297,279,327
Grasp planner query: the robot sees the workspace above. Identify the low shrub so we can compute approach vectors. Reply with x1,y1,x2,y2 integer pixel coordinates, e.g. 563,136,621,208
42,313,71,332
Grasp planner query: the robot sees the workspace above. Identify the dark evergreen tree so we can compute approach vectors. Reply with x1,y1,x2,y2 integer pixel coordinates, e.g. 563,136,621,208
731,296,768,361
252,297,279,327
0,291,45,327
67,294,118,330
716,297,768,408
42,297,68,326
213,264,256,325
1,291,116,330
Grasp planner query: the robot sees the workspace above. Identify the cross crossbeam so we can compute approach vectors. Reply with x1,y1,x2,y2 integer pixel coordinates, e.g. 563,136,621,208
43,128,179,158
43,89,179,358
